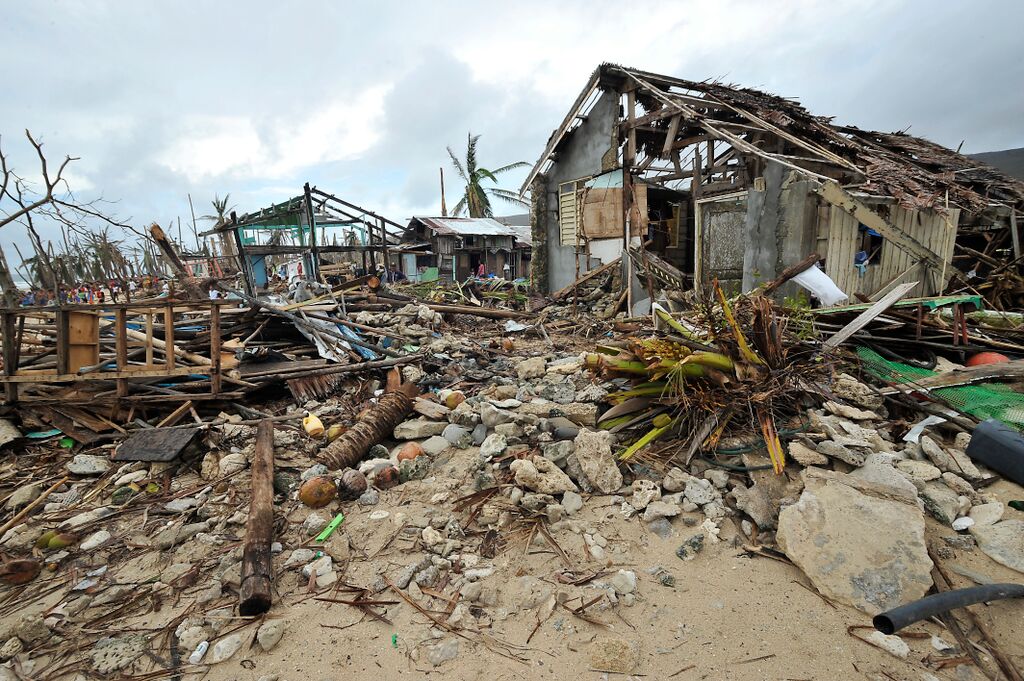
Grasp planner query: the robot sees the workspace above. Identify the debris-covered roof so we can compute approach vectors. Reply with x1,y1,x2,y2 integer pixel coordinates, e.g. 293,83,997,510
524,63,1024,215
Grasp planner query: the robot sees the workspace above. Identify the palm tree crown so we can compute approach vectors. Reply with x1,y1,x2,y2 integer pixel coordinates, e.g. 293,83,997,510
447,133,528,218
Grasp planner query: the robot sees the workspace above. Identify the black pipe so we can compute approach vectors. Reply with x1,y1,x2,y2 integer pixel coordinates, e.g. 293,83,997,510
873,583,1024,635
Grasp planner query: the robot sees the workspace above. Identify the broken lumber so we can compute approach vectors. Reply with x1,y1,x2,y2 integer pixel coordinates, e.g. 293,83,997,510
551,258,621,301
319,380,417,470
239,419,275,616
760,252,820,296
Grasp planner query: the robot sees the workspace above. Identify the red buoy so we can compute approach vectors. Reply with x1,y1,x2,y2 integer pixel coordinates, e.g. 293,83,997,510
966,351,1010,367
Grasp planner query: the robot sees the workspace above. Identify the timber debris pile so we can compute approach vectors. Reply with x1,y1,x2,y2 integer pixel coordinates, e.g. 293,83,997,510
0,63,1023,680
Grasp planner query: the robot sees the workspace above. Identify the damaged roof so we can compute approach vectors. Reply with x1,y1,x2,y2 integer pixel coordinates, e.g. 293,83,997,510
523,63,1024,215
410,216,531,246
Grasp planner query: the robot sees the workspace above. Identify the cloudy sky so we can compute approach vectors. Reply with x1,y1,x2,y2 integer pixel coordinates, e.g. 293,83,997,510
1,0,1021,268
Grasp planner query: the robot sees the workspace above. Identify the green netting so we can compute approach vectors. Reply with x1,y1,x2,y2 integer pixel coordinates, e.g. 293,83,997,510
857,346,1024,429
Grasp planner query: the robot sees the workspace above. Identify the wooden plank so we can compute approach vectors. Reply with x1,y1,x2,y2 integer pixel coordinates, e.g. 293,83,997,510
239,420,275,616
661,114,682,157
822,282,918,351
156,400,194,428
0,365,212,383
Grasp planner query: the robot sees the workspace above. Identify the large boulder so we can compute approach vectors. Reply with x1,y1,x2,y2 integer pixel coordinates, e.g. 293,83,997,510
777,468,933,615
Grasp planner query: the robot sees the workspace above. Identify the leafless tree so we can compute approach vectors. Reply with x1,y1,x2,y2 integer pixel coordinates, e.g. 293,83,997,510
0,129,135,305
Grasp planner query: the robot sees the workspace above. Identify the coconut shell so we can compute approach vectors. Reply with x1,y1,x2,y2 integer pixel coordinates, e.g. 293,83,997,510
445,391,466,410
0,559,41,585
298,476,337,508
338,468,368,500
374,466,400,490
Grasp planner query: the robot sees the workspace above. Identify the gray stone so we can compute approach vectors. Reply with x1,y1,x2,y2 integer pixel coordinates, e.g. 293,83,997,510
471,423,488,445
643,500,681,522
91,635,147,674
816,440,866,467
788,441,828,467
164,497,198,513
419,435,449,456
153,521,208,549
208,633,243,664
301,513,327,536
920,482,960,525
941,472,975,497
849,461,919,498
833,373,885,411
510,456,577,494
630,479,661,510
896,459,942,481
920,437,981,480
662,467,689,493
561,490,584,515
731,483,777,529
516,356,546,380
427,638,460,666
572,429,622,494
703,469,730,489
80,530,111,551
676,534,705,561
1,635,25,659
442,424,471,448
609,569,637,595
494,422,524,439
300,464,328,481
970,520,1024,573
777,468,933,615
256,620,285,652
479,433,508,460
647,517,673,539
394,419,446,440
67,454,111,476
480,402,515,428
6,483,41,509
683,478,716,506
968,502,1004,526
576,383,608,402
358,489,380,506
541,440,574,467
284,548,315,567
536,379,576,404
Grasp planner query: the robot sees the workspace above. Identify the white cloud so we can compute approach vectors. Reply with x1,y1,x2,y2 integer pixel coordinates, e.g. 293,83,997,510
158,84,390,182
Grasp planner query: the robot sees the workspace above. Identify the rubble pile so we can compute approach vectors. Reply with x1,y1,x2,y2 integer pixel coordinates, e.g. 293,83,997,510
0,279,1022,680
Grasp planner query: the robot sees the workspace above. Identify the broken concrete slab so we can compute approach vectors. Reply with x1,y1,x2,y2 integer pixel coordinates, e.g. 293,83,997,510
777,468,932,615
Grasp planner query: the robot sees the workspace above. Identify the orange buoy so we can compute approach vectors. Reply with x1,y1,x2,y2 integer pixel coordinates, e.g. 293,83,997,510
966,352,1010,367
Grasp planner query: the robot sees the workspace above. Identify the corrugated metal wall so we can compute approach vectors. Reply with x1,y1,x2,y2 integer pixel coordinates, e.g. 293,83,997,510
822,203,960,299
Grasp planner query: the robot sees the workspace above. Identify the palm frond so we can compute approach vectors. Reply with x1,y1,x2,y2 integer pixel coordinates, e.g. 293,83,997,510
447,146,468,182
490,160,529,175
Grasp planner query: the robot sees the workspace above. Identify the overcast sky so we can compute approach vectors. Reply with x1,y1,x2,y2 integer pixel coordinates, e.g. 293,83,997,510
1,0,1022,270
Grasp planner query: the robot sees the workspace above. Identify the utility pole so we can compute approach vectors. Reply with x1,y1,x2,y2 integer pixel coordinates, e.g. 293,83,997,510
440,167,447,217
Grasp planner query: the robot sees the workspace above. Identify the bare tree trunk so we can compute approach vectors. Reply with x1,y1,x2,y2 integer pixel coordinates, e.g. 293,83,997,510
0,244,21,308
239,419,275,616
319,383,417,470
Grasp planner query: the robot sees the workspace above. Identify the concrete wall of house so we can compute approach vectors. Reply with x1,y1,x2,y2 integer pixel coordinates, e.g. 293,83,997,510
537,90,619,292
742,162,818,299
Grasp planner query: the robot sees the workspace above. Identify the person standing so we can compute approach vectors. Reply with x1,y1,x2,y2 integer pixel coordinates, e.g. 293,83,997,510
476,262,486,278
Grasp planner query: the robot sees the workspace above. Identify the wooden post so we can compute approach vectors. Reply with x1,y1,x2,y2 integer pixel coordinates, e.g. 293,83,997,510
164,305,175,370
303,182,320,282
55,307,69,375
115,307,128,397
623,87,637,316
239,419,275,616
210,303,222,395
145,311,154,367
2,312,18,403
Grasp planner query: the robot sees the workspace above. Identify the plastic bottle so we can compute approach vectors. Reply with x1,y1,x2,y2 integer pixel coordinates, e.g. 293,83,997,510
303,413,325,437
188,641,209,665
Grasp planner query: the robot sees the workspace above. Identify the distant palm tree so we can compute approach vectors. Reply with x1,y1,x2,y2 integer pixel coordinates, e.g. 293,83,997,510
201,194,236,226
201,193,237,258
447,133,528,218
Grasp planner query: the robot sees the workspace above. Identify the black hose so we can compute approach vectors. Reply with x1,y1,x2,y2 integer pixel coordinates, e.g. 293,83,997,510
873,583,1024,635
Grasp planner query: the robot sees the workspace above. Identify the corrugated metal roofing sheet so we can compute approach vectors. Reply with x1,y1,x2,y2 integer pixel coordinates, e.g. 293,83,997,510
411,217,532,248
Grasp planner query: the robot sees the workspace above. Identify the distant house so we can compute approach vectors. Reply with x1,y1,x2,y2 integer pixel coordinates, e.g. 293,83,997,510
403,217,532,281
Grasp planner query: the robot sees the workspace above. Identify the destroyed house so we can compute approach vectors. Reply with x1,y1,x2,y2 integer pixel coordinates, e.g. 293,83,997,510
524,63,1024,307
403,217,532,282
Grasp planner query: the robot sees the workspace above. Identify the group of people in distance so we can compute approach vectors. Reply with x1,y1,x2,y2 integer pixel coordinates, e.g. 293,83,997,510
18,276,153,306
